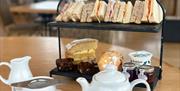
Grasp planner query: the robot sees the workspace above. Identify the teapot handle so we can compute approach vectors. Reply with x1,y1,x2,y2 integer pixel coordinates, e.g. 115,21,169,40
0,62,12,85
130,79,151,91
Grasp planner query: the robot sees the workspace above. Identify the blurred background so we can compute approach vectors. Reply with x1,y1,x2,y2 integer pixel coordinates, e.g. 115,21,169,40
0,0,180,68
0,0,180,37
0,1,179,91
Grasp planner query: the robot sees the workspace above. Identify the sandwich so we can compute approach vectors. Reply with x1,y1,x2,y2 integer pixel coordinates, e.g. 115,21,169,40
130,0,145,24
97,1,107,22
71,2,85,22
148,0,163,23
130,0,139,23
112,0,121,23
55,3,70,21
80,5,88,22
90,0,100,22
123,1,133,23
141,0,150,22
104,0,116,22
141,0,163,23
62,3,77,22
86,3,95,22
116,1,126,23
135,1,145,24
81,3,95,22
56,14,63,21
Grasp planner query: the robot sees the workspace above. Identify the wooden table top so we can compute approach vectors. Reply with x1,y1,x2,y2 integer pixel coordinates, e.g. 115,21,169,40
10,1,58,14
0,37,179,91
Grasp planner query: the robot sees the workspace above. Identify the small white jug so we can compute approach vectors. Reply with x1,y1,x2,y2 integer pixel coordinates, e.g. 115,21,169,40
0,56,33,85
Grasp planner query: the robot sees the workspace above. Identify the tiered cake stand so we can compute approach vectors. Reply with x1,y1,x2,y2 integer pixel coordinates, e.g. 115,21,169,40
48,0,166,90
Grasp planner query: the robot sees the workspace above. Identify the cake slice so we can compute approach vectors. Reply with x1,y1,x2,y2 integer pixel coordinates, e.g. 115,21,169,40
66,38,98,53
65,38,98,64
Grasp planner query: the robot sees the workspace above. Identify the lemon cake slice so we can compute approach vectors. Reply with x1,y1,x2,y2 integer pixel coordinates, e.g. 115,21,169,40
65,38,98,64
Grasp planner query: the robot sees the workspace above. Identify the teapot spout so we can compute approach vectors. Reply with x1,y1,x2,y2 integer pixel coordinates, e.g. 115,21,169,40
76,77,90,91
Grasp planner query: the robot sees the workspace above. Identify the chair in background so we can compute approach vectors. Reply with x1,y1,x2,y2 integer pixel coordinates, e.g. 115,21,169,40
0,0,44,36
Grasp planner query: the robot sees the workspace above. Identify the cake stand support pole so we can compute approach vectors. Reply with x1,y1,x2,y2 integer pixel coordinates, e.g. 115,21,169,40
58,27,62,59
157,0,166,80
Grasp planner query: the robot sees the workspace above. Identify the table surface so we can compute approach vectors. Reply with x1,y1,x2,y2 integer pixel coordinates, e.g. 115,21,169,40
0,37,180,91
10,1,59,14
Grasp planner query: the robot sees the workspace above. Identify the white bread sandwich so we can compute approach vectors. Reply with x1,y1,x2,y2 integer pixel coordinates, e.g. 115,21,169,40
116,1,126,23
62,3,74,22
97,1,107,22
90,0,100,22
148,0,163,23
56,14,63,21
56,3,70,21
141,0,150,22
112,0,121,23
123,1,133,23
80,5,88,22
104,0,116,22
71,2,85,22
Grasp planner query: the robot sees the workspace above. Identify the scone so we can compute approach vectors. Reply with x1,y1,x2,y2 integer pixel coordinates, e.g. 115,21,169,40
98,51,124,71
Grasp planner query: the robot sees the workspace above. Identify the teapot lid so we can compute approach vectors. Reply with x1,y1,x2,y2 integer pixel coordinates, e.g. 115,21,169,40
93,64,126,84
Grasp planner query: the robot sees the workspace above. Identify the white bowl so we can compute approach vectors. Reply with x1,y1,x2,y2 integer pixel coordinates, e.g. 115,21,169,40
128,51,153,66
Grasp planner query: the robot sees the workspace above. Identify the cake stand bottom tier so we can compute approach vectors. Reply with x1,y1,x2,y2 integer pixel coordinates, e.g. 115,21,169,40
50,66,161,91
